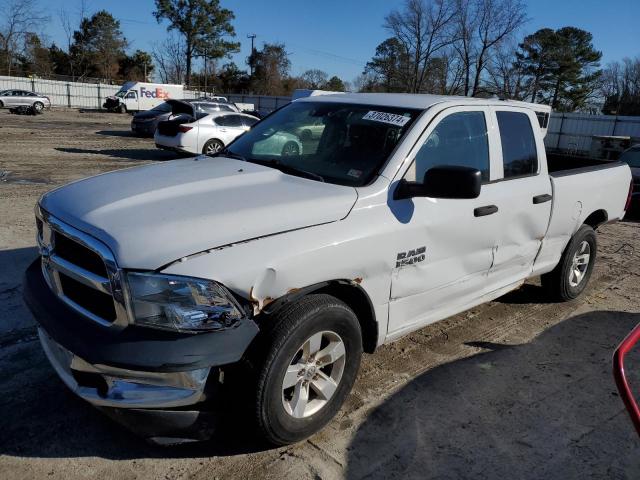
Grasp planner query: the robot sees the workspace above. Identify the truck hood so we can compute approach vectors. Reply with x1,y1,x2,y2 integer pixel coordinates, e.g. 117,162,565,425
40,157,358,269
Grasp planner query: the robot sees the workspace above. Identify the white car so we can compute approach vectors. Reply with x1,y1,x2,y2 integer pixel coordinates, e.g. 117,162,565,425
155,110,260,155
0,89,51,112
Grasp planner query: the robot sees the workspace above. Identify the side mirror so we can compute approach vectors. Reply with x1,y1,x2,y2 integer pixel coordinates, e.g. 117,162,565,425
394,165,482,200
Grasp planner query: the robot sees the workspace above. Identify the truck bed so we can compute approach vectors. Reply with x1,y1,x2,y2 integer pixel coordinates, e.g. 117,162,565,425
546,152,623,177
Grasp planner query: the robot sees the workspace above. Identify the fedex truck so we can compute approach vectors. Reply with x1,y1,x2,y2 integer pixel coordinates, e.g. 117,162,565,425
103,82,183,113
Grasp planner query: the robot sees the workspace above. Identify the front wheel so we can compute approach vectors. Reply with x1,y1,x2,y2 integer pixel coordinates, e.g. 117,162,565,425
118,104,127,114
33,101,44,113
255,294,362,445
541,224,597,301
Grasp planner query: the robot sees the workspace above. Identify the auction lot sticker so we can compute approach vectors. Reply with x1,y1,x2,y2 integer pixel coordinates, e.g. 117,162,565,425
362,111,411,127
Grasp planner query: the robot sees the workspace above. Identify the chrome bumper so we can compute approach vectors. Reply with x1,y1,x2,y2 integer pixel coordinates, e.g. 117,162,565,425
39,328,210,409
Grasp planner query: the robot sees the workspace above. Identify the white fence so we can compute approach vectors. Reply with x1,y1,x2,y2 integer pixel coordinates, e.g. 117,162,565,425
545,112,640,153
0,75,122,108
0,75,291,111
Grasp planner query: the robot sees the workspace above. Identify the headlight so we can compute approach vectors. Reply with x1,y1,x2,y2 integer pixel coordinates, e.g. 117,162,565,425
126,272,245,333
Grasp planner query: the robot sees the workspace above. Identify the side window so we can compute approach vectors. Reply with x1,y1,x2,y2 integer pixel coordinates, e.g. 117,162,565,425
214,116,228,126
496,111,538,178
243,116,258,128
408,111,490,182
125,91,137,99
225,115,243,127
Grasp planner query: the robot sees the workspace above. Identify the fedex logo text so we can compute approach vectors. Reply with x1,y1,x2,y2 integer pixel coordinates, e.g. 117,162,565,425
139,87,171,99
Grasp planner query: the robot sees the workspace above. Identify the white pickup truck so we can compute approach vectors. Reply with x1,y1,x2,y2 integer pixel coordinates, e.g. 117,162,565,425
24,93,634,445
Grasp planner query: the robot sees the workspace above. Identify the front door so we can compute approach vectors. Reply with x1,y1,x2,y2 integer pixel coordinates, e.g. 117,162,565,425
388,106,504,336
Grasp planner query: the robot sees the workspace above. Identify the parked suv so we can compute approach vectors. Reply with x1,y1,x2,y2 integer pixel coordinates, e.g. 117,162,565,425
24,93,633,446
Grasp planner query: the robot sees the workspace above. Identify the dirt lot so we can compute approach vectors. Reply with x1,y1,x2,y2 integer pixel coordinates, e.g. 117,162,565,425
1,109,640,479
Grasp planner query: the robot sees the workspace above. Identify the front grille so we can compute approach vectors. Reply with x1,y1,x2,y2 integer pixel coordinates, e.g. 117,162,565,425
59,273,117,321
54,231,108,277
37,211,127,328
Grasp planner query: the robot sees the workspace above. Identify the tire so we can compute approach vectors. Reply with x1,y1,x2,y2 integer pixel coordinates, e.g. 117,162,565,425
541,224,597,301
300,129,312,141
202,139,224,155
33,101,44,113
118,104,127,114
0,100,4,108
255,294,362,446
281,141,300,156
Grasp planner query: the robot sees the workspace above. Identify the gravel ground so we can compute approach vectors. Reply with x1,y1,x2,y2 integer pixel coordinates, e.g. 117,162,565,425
1,109,639,479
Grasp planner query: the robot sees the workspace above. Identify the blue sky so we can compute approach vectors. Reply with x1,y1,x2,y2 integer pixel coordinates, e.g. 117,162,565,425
41,0,640,83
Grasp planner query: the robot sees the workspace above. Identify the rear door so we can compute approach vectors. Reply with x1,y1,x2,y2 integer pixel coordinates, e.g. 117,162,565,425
486,107,552,287
0,90,16,106
214,115,246,144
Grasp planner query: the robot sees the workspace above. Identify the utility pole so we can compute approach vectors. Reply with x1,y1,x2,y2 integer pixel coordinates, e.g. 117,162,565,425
203,47,208,95
247,33,257,76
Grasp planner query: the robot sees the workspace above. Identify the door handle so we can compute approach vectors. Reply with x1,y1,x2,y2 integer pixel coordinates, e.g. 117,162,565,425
474,205,498,217
533,194,553,204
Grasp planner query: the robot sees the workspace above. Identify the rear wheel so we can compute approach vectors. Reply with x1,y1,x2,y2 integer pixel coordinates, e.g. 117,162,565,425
0,100,4,108
255,294,362,445
541,224,597,301
33,101,44,113
203,139,224,155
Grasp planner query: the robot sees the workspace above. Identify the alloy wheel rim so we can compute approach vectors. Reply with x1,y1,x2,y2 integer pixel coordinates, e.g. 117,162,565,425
207,142,221,154
282,330,346,419
569,240,591,287
34,102,43,111
283,143,299,156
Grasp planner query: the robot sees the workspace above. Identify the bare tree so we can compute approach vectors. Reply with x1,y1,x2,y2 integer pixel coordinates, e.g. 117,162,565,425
485,41,530,99
451,0,527,96
152,33,187,84
59,0,88,79
0,0,47,75
300,69,328,89
470,0,527,96
384,0,456,93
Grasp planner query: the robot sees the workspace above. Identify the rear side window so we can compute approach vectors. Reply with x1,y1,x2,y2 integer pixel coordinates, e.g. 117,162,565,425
496,111,538,178
409,111,490,182
242,116,258,127
220,115,243,127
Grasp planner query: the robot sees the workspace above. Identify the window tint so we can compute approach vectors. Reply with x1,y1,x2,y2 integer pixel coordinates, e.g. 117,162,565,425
242,116,258,127
409,111,490,182
497,111,538,178
125,91,136,99
217,115,242,127
215,116,231,126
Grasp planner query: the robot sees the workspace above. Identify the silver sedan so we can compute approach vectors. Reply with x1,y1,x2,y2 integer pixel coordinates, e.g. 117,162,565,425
0,89,51,112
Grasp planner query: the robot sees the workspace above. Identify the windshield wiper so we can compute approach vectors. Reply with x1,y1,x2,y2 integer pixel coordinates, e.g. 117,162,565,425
247,158,325,182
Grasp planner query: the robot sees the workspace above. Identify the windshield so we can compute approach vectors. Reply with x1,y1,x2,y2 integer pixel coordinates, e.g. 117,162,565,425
151,102,172,113
224,101,421,186
115,91,126,98
621,148,640,168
